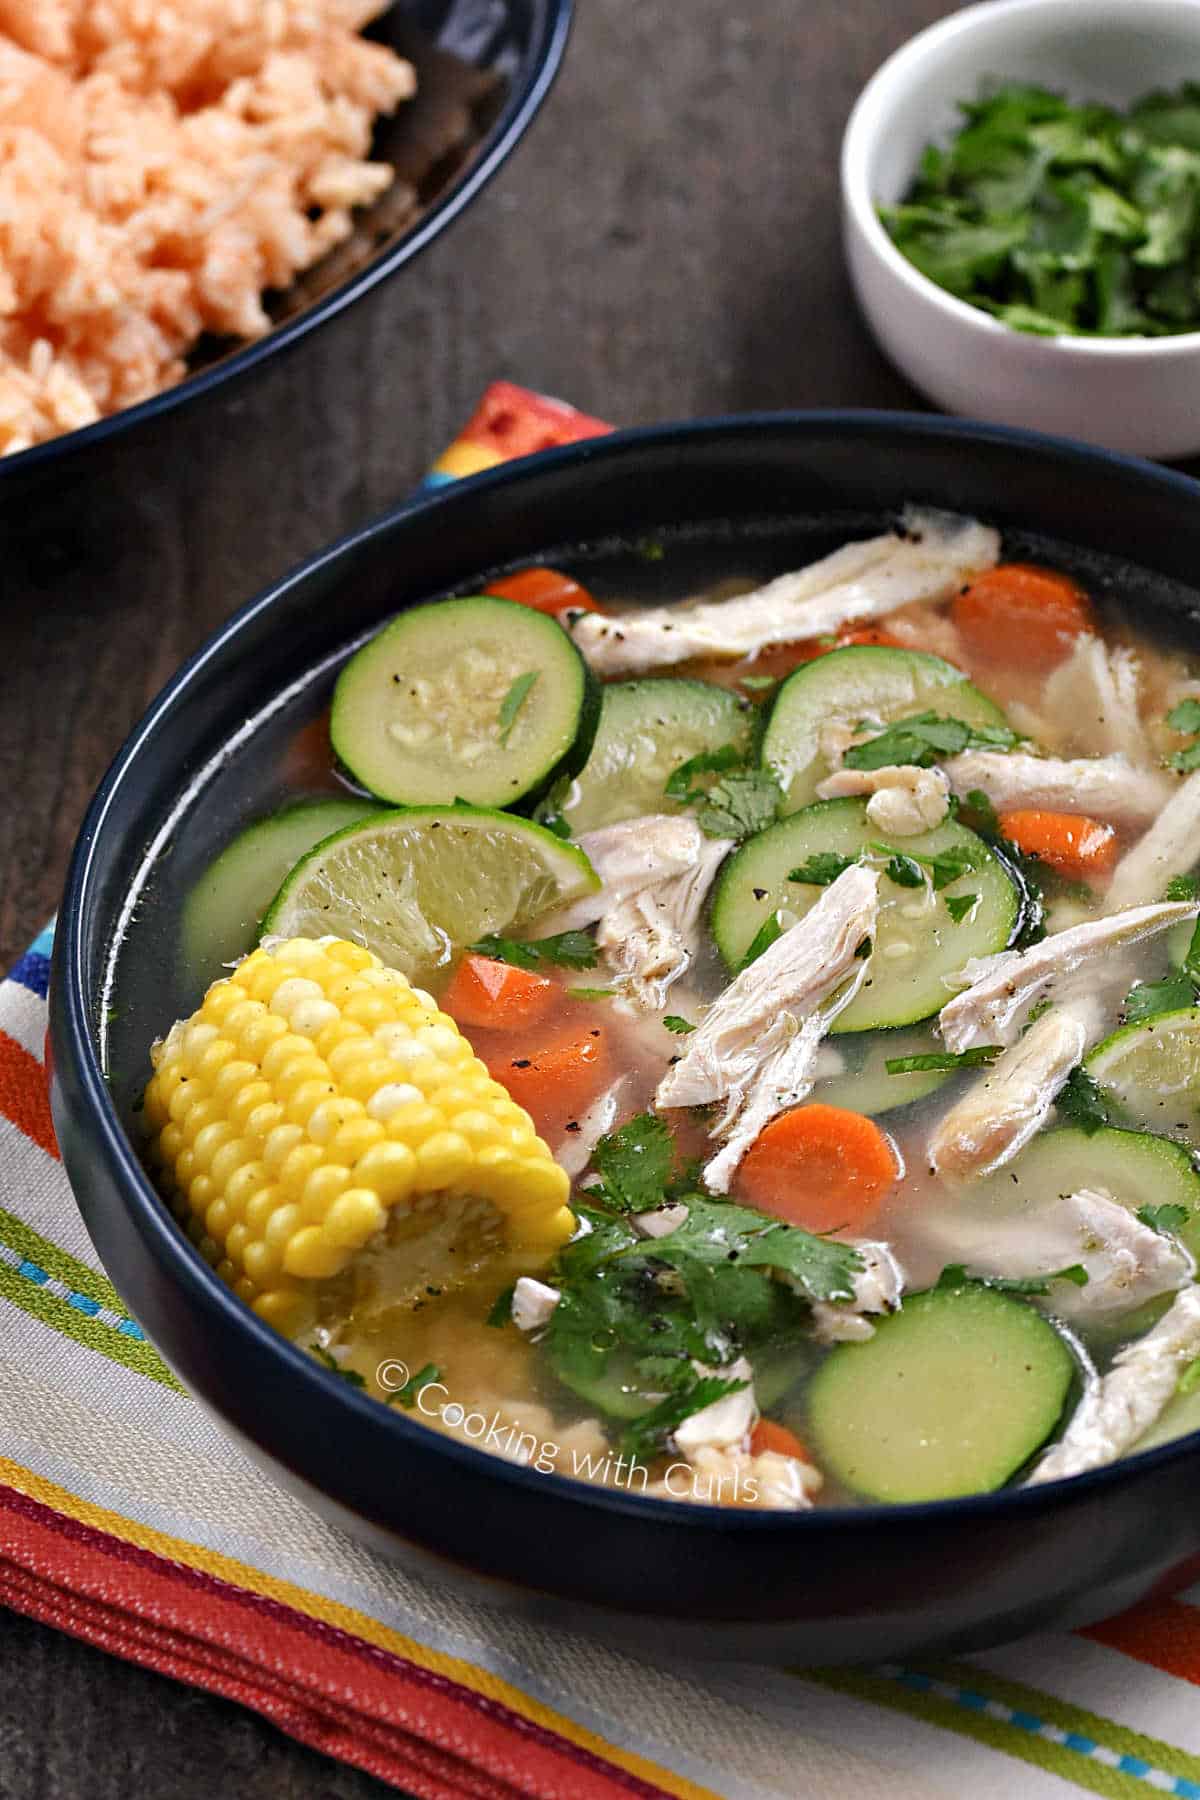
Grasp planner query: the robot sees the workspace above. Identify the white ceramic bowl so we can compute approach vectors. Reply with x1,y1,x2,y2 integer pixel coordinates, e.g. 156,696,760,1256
842,0,1200,459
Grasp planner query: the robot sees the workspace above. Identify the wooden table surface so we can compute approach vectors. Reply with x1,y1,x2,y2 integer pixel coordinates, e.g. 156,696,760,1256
0,0,1112,1790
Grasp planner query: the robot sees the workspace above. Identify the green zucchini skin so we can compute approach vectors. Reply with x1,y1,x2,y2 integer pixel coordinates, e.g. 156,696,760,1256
559,677,754,834
330,596,601,811
760,645,1009,812
181,796,381,985
806,1285,1075,1502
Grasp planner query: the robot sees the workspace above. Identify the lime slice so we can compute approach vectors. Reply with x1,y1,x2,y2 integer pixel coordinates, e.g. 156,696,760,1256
262,806,600,978
1085,1008,1200,1144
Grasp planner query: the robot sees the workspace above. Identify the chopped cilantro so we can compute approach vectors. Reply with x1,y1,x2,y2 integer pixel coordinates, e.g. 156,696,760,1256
619,1375,746,1462
662,1015,696,1034
386,1362,442,1409
590,1113,676,1213
960,787,1000,836
945,892,978,923
470,929,597,971
497,671,539,746
664,741,746,802
886,1046,1001,1074
843,711,1020,771
1167,698,1200,734
882,82,1200,339
788,852,858,886
311,1347,366,1388
1055,1065,1115,1134
1138,1203,1192,1235
1124,972,1196,1024
486,1284,516,1328
567,985,617,1001
696,768,782,840
1166,873,1200,901
935,1262,1089,1296
870,839,981,892
738,911,783,970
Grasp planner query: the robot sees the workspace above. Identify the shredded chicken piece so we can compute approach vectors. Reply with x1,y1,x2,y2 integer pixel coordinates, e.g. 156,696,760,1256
510,1278,561,1333
808,1240,905,1344
655,865,880,1190
1029,1286,1200,1483
1040,635,1153,765
595,835,732,1011
569,509,999,676
556,1078,629,1178
930,996,1105,1178
816,763,951,835
673,1357,757,1452
939,900,1198,1051
944,750,1173,831
916,1190,1193,1322
1106,769,1200,911
547,815,703,932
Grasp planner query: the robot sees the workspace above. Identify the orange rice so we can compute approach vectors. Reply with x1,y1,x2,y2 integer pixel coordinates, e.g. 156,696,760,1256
0,2,415,453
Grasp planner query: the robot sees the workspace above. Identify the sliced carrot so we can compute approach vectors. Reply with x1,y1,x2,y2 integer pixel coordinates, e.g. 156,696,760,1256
442,954,556,1031
488,1026,612,1143
485,566,603,616
280,710,341,792
734,1103,896,1235
750,1419,811,1463
997,809,1118,882
952,563,1095,672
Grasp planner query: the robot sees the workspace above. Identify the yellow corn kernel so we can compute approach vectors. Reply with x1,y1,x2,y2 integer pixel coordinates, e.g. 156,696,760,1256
141,937,575,1335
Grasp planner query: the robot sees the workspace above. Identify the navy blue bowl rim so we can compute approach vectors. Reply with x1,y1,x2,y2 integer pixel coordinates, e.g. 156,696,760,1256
2,0,573,481
55,407,1200,1537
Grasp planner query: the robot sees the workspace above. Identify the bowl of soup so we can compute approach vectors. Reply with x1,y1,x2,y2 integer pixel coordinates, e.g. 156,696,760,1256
49,413,1200,1662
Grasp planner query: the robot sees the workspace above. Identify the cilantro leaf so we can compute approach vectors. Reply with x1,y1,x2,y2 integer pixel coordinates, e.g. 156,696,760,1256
1166,874,1200,901
590,1113,676,1213
619,1375,746,1462
1171,742,1200,773
486,1284,516,1328
664,741,746,802
788,852,859,886
844,711,1020,772
498,671,539,745
870,840,981,891
1137,1203,1192,1234
695,768,782,840
935,1262,1089,1296
738,911,783,971
662,1015,695,1034
886,1046,1001,1074
470,930,597,971
1054,1065,1115,1134
311,1347,366,1388
945,892,978,923
1124,972,1196,1023
386,1362,442,1409
1168,698,1200,734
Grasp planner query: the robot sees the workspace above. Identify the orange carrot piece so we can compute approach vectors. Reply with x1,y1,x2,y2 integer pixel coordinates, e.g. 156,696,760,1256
952,563,1095,672
488,1027,612,1143
486,567,603,616
734,1103,897,1235
997,809,1118,882
750,1419,811,1463
442,955,556,1031
280,710,341,792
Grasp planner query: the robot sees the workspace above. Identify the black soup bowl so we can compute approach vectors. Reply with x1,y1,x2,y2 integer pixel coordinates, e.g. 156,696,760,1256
50,414,1200,1664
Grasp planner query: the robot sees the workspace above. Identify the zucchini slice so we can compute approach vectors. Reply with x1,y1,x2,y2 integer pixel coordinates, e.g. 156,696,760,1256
806,1285,1075,1502
559,678,753,834
182,796,380,984
331,596,600,809
1086,1009,1200,1147
958,1127,1200,1263
709,798,1018,1032
760,646,1009,812
813,1025,953,1115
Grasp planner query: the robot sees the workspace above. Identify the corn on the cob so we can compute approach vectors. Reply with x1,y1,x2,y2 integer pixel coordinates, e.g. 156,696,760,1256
142,937,575,1337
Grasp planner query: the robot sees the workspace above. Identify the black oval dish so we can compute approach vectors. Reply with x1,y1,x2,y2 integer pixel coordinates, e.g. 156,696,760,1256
0,0,570,582
50,415,1200,1664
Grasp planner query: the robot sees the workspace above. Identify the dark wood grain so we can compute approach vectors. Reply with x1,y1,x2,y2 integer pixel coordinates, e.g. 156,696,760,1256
0,0,1028,1790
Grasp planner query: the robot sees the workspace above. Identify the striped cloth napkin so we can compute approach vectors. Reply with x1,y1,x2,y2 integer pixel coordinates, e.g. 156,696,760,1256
6,385,1200,1800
